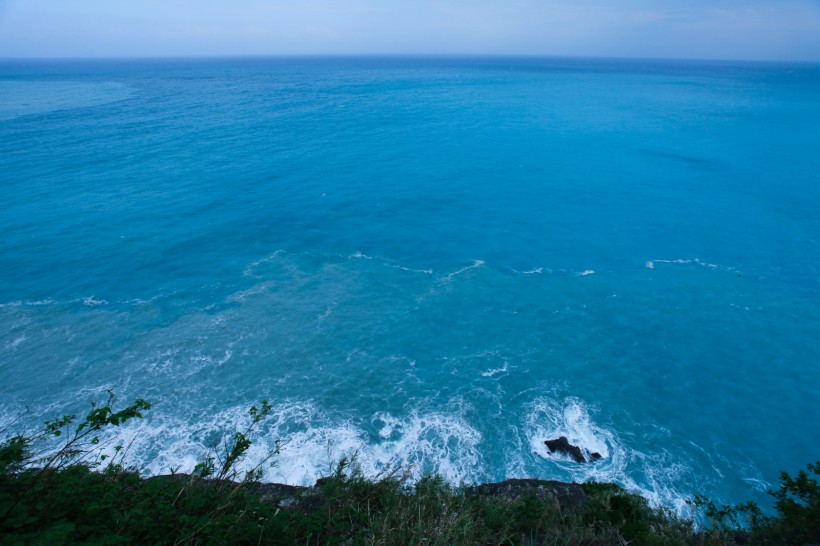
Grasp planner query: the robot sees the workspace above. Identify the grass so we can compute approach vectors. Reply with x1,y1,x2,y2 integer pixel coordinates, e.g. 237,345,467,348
0,393,816,545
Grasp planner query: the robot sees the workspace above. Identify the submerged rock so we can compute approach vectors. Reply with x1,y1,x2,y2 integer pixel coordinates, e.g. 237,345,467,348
545,436,601,463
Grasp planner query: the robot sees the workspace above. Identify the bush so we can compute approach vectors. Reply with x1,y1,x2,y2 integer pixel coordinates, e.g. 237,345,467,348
2,392,816,545
694,461,820,545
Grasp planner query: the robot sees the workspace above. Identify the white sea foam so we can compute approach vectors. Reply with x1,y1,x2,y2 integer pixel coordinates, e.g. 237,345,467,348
9,391,694,517
384,354,417,367
0,299,55,308
366,411,482,483
243,250,285,277
4,335,26,350
216,350,233,367
317,303,337,322
526,397,611,463
507,266,547,275
576,270,596,277
246,249,435,282
742,477,771,492
82,296,108,307
81,400,483,487
480,363,509,378
392,265,434,275
141,346,234,379
523,397,692,517
646,258,729,271
445,260,485,281
226,281,274,303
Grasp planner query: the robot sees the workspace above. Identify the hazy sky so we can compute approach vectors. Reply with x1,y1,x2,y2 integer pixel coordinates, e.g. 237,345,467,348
1,0,819,61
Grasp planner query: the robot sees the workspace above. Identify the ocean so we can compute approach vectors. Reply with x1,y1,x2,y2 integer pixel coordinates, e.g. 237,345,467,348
1,56,819,515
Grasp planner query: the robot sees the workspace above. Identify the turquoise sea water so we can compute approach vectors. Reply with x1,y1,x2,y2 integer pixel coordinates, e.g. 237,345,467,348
1,57,819,514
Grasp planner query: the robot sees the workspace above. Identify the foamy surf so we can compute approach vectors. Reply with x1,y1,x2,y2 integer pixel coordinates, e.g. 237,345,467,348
444,260,485,281
645,258,731,271
71,399,484,488
480,363,509,377
349,252,373,260
523,397,692,517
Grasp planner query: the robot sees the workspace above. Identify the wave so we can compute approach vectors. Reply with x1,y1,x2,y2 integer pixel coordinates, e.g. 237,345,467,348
522,397,692,517
244,248,435,280
82,296,108,307
226,282,274,303
4,391,698,518
4,335,26,351
349,252,372,260
391,264,434,275
0,299,57,308
76,400,483,487
243,250,286,277
645,258,734,272
444,260,485,281
0,296,109,309
506,267,548,275
480,363,509,378
0,80,134,122
317,303,337,322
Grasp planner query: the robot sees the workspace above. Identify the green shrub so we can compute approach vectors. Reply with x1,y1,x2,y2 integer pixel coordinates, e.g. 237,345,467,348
2,391,816,545
693,461,820,545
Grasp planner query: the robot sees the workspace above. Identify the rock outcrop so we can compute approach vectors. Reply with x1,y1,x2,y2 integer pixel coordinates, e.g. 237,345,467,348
545,436,602,463
471,478,588,510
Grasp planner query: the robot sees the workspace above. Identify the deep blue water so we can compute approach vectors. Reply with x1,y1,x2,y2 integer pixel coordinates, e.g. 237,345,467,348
2,57,819,514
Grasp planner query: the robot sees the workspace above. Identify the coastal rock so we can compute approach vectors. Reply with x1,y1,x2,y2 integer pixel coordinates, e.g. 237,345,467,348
146,474,307,507
247,482,306,506
471,479,588,510
545,436,601,463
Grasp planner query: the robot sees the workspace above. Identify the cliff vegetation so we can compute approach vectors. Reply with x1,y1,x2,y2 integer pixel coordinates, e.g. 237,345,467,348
1,394,817,545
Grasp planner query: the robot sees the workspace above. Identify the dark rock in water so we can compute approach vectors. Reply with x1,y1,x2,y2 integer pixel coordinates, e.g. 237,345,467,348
545,436,601,463
545,436,585,463
471,479,588,510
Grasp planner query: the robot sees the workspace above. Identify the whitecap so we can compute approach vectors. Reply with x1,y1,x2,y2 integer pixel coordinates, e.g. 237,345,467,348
317,303,337,322
445,260,485,281
4,335,26,350
523,396,693,517
0,299,55,308
647,258,728,271
88,400,483,487
226,281,273,303
82,296,108,307
392,264,434,275
526,397,611,463
576,270,596,277
480,363,509,378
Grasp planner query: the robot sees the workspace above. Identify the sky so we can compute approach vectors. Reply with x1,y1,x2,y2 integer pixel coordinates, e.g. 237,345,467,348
0,0,819,61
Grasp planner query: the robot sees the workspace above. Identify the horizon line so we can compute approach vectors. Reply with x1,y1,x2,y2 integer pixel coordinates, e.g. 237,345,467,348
1,52,819,65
